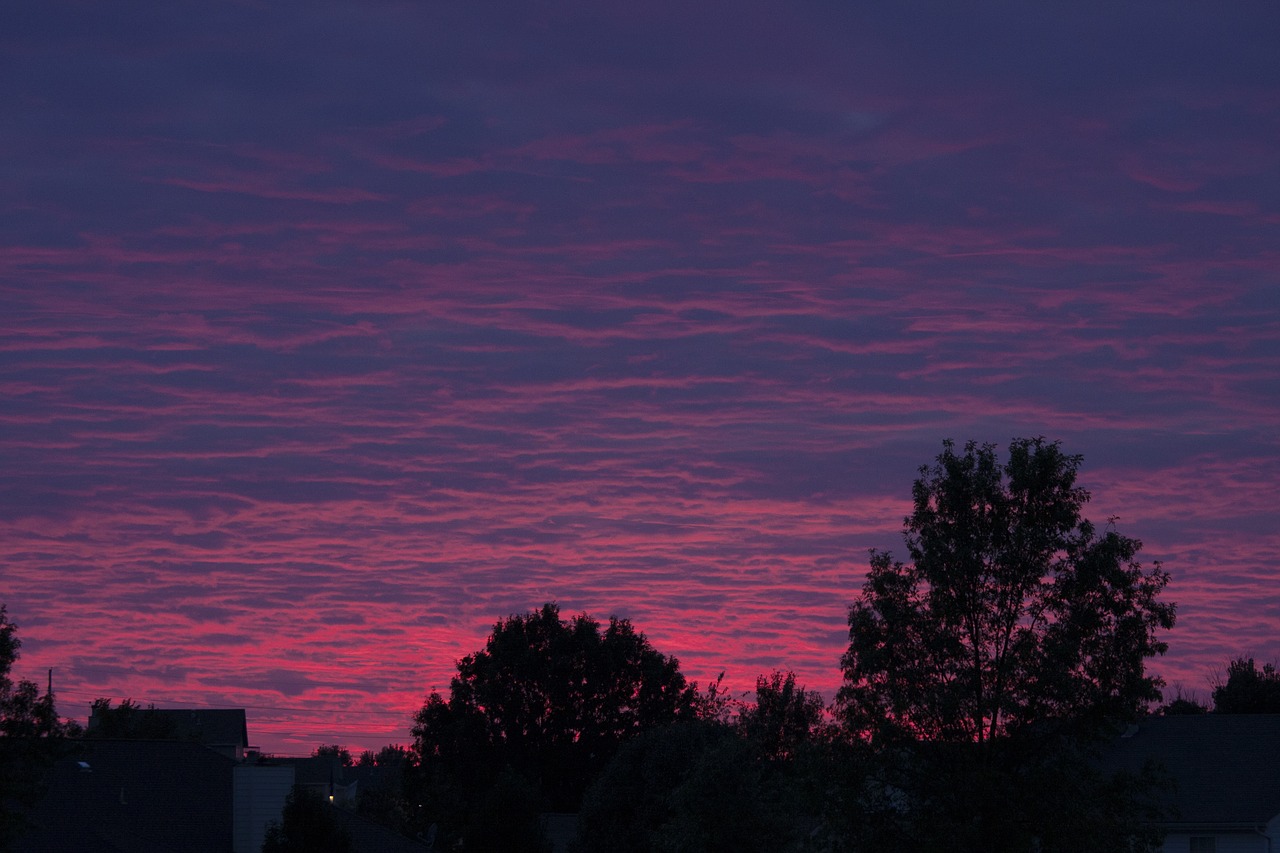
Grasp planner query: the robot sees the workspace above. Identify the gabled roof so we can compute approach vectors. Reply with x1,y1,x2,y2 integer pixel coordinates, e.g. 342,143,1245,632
1104,714,1280,827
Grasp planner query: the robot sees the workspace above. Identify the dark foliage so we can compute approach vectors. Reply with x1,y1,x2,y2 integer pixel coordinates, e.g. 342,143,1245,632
261,787,352,853
465,768,552,853
579,673,836,853
408,603,704,844
1,608,77,741
357,743,409,767
737,670,829,762
313,743,354,766
1156,686,1209,715
840,438,1175,744
350,744,416,835
1,605,80,848
1211,657,1280,713
830,736,1169,853
576,721,806,853
1160,697,1210,715
86,698,178,739
835,439,1176,852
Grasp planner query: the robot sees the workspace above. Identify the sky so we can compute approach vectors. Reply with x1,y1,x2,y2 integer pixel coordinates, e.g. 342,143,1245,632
3,1,1278,754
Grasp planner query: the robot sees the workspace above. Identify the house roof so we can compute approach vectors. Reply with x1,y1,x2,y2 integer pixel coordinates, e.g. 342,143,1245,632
10,739,236,853
86,706,250,748
145,708,249,748
1104,714,1280,827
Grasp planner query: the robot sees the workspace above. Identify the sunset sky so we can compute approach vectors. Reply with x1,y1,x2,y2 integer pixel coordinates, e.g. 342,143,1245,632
3,2,1278,754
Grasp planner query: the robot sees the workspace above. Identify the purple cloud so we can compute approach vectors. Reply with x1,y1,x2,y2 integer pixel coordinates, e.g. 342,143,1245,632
2,1,1278,751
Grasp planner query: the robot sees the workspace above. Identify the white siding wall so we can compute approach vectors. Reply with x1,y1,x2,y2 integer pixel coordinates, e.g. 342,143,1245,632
233,764,295,853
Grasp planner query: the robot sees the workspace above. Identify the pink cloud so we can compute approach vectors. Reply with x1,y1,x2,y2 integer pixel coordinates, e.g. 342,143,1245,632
3,3,1277,753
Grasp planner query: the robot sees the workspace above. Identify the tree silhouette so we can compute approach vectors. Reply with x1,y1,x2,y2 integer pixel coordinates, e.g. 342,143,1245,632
408,602,704,842
836,439,1175,852
577,671,840,853
312,743,354,766
85,698,178,739
261,787,352,853
1,605,80,847
575,721,797,853
1,607,76,740
840,438,1174,744
737,670,828,762
1212,657,1280,713
464,767,552,853
1157,685,1209,715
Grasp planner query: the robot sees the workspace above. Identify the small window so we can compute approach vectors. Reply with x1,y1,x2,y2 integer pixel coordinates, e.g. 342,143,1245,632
1190,837,1216,853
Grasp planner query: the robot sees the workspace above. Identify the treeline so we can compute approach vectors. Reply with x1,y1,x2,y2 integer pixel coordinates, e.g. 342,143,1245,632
340,439,1188,852
1,439,1272,852
400,604,833,852
1163,657,1280,715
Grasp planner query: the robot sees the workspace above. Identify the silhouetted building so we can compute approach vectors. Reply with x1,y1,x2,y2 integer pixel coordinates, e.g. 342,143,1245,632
10,739,290,853
14,705,424,852
87,706,250,761
1106,714,1280,852
273,754,358,806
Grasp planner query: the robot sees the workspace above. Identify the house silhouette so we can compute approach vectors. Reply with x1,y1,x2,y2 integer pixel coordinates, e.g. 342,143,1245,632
1106,714,1280,852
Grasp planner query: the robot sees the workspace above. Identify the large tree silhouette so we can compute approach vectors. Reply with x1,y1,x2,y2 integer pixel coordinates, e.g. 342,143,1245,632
840,438,1174,743
837,439,1175,853
408,603,702,844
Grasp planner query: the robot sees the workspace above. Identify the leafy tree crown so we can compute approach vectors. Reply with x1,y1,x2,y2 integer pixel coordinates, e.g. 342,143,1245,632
838,438,1175,744
410,602,700,815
